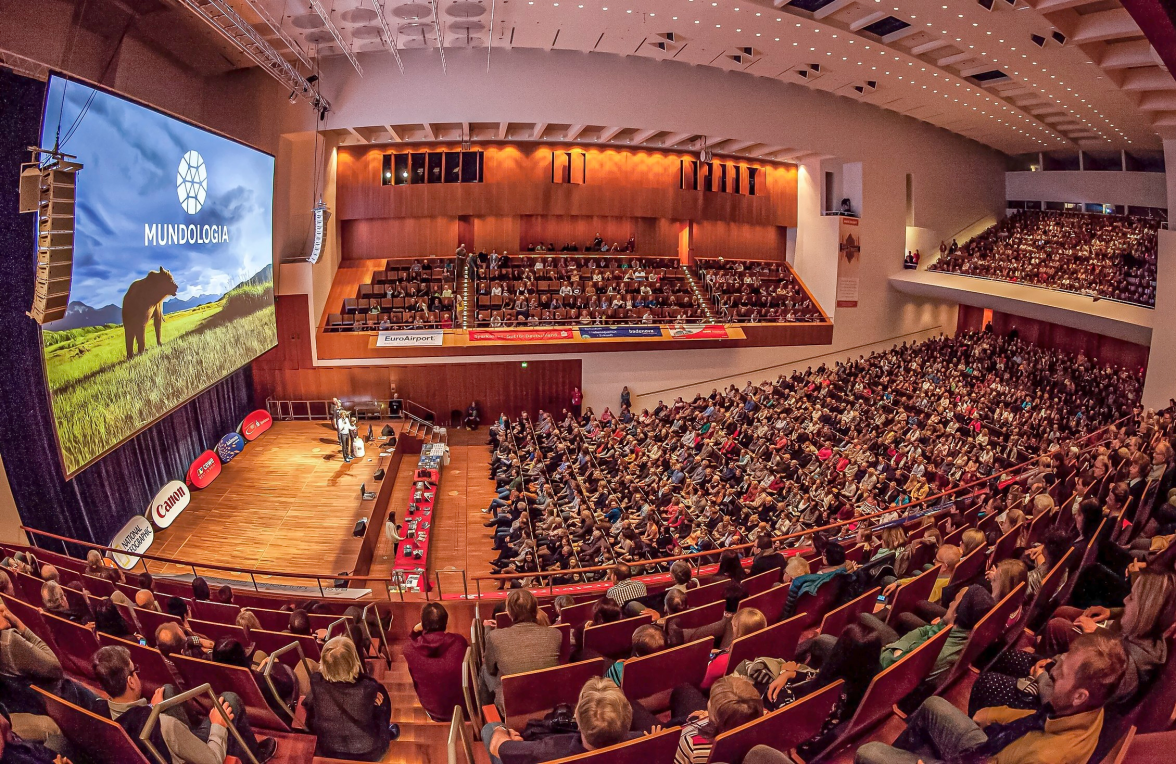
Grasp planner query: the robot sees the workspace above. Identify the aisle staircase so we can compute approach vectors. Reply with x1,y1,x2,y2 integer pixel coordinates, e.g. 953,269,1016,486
350,648,454,764
457,264,473,329
683,265,719,323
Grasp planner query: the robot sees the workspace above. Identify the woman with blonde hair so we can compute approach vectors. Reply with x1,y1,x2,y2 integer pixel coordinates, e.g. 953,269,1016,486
304,636,396,760
700,608,767,688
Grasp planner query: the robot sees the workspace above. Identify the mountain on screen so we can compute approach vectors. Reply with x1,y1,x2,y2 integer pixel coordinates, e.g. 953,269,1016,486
163,293,222,314
233,264,273,291
45,301,122,331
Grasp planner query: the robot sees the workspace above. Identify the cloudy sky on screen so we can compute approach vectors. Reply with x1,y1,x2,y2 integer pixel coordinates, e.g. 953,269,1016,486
42,76,274,307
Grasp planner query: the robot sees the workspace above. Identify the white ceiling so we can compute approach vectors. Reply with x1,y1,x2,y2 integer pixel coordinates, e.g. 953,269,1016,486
214,0,1172,154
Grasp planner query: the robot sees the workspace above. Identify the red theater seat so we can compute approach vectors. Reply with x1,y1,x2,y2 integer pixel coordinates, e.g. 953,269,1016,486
619,637,710,710
167,651,296,732
708,680,844,764
581,614,654,660
501,658,607,729
819,587,880,638
544,725,682,764
738,584,789,625
97,633,177,698
725,614,806,673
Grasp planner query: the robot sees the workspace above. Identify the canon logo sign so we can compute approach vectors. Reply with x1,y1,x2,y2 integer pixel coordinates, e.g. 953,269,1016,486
149,480,191,529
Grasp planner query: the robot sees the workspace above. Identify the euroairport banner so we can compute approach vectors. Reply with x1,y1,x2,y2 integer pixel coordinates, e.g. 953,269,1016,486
376,330,445,347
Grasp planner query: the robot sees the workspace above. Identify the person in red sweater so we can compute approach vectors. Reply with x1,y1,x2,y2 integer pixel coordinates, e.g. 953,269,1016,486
404,603,470,722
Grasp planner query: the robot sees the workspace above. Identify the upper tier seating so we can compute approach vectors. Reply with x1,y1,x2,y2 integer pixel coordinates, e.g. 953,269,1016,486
928,210,1160,307
328,257,457,331
473,255,705,327
696,259,824,323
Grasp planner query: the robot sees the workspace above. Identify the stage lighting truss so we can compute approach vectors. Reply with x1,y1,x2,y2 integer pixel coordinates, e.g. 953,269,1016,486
308,0,364,76
175,0,328,110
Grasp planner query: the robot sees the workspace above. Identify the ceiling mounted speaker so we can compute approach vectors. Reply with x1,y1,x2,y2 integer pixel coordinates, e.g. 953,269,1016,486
662,32,677,42
447,1,488,17
1051,31,1066,45
1030,33,1046,47
809,63,821,72
730,54,745,63
977,0,994,10
340,7,378,23
394,3,434,19
797,69,810,78
854,86,865,93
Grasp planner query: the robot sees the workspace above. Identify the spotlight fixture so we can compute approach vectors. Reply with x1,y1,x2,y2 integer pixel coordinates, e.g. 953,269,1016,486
307,74,319,84
288,90,297,103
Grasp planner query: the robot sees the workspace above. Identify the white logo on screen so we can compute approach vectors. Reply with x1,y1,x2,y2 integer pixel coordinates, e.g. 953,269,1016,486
177,150,207,214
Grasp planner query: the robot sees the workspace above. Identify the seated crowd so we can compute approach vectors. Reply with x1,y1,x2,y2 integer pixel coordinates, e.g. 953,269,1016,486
928,210,1159,307
0,560,403,763
483,329,1140,584
460,402,1176,764
473,255,704,327
329,257,458,331
697,260,824,323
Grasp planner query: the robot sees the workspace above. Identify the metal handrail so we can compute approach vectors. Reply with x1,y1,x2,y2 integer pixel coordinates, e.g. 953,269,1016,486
325,616,349,642
362,603,393,667
448,704,476,764
139,683,259,764
261,640,313,721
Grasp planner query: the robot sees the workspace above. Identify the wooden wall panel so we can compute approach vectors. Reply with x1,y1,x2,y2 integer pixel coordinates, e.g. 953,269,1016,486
955,305,1149,371
335,143,798,228
692,221,787,261
341,217,458,259
253,361,582,421
472,216,521,254
517,215,680,254
253,296,583,418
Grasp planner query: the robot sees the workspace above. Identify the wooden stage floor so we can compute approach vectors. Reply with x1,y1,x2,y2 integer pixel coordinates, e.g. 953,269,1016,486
150,422,500,593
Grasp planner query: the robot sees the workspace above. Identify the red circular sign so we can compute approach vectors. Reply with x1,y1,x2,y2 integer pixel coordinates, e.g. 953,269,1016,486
187,450,222,489
240,409,273,441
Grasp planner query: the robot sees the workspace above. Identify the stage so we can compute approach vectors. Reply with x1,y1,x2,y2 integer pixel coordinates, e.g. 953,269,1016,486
149,421,499,594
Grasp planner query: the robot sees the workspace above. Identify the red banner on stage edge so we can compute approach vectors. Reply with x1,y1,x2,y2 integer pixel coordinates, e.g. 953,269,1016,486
186,450,222,489
667,324,730,340
240,409,273,441
468,328,575,342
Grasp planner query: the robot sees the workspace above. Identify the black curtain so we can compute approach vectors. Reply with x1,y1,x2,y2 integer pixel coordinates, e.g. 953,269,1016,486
0,68,255,549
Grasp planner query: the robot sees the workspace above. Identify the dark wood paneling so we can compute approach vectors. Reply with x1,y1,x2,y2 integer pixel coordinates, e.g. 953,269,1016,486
253,301,583,418
693,221,788,261
956,305,1149,371
253,360,582,422
342,217,458,259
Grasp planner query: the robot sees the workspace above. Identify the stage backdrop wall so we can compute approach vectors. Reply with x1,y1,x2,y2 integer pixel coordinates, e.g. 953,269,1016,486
253,295,581,419
957,305,1150,372
0,68,256,549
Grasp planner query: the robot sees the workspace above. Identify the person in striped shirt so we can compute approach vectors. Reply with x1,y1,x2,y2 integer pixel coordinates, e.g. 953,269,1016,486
673,676,763,764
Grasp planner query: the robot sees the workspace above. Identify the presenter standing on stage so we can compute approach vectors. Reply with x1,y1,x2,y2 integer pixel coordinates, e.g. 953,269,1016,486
336,409,354,463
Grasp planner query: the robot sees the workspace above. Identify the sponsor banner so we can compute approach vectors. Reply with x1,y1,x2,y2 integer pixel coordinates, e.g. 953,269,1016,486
239,409,272,441
375,330,444,347
110,516,154,570
187,450,222,489
668,324,731,340
468,328,575,342
837,217,861,308
149,480,191,529
216,432,246,464
578,326,664,340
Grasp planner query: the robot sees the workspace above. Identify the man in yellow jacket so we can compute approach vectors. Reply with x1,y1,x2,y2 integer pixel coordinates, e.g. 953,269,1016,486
854,631,1126,764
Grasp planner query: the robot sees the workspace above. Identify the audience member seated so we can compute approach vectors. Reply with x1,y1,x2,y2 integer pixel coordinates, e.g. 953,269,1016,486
481,589,562,707
404,602,470,722
929,210,1159,306
672,675,764,764
303,636,397,761
483,677,637,764
854,631,1127,764
94,644,278,763
474,255,702,327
